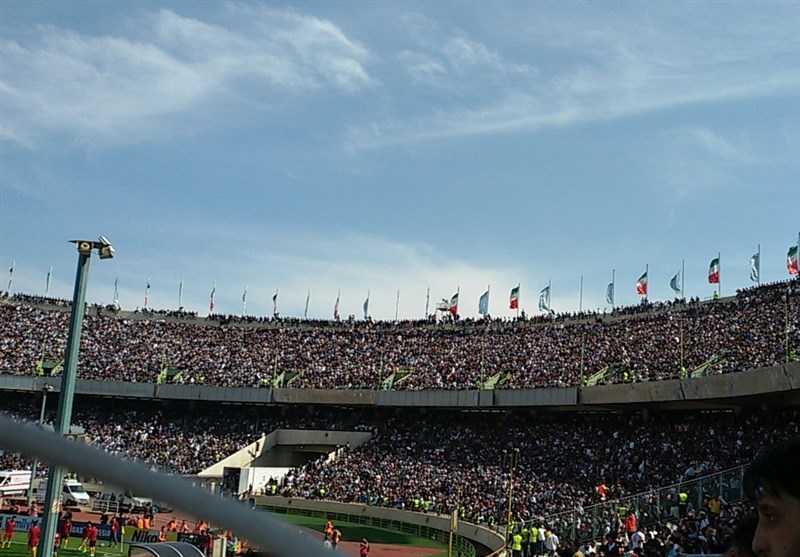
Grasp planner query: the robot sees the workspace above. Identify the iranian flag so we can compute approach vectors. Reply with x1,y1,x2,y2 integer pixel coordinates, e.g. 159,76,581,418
448,291,459,315
636,271,648,295
788,245,799,275
708,257,720,284
509,284,520,309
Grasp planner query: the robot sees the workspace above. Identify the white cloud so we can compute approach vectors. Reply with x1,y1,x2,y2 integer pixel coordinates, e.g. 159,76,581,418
346,9,799,151
397,50,446,84
0,8,374,147
89,222,534,320
684,127,758,163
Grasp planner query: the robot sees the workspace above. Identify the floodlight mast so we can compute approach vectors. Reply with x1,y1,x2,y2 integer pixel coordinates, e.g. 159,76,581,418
38,238,114,557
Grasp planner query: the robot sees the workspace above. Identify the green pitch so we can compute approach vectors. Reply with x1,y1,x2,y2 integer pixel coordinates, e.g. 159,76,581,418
0,534,125,557
269,513,448,556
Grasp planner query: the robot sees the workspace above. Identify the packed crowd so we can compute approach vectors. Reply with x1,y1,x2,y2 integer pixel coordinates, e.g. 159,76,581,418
2,394,796,555
3,396,794,521
1,280,797,390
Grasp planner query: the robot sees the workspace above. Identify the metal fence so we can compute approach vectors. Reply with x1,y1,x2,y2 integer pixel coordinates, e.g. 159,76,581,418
518,464,747,543
258,503,477,557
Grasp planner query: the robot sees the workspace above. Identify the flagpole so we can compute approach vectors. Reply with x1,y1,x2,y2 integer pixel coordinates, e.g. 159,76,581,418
681,259,685,300
516,283,520,319
548,280,551,312
304,291,310,319
178,278,183,309
680,315,685,375
717,252,721,298
425,286,430,318
579,275,583,313
757,244,761,286
395,289,400,321
6,261,14,293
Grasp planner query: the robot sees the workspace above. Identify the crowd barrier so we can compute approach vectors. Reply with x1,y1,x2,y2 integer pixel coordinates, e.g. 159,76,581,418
254,496,506,557
0,360,797,409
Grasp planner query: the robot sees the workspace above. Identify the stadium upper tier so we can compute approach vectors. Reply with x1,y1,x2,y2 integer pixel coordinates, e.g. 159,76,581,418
1,280,797,390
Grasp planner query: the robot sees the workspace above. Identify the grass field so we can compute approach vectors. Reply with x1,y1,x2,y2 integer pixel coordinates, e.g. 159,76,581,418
270,513,449,557
2,518,450,557
0,534,126,557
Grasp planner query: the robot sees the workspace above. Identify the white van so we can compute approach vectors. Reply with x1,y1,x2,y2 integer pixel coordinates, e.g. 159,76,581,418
38,478,91,507
0,470,32,496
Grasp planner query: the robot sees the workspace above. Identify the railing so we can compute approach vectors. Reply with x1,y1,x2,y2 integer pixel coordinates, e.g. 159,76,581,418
516,464,747,543
259,502,477,557
91,498,120,514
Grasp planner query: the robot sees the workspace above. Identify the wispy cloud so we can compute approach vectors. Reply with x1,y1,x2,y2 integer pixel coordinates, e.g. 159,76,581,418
347,7,800,151
100,221,528,319
0,7,374,148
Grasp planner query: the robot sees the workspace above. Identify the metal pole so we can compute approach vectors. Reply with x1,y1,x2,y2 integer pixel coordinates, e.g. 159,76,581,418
39,248,92,557
26,387,51,506
504,449,518,543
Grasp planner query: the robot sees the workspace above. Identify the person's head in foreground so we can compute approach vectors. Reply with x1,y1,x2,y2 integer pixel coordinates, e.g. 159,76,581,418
743,437,800,557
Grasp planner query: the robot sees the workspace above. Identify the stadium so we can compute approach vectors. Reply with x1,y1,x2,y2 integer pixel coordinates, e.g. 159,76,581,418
3,3,800,557
0,276,798,557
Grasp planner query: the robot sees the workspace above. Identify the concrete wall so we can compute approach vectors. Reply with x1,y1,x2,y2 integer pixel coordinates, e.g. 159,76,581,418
2,361,798,409
580,362,800,406
255,496,505,554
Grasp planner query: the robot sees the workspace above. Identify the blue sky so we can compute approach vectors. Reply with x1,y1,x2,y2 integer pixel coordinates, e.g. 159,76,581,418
1,1,798,319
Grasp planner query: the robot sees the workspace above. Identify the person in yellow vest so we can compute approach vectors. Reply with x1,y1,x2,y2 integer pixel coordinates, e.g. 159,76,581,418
530,525,540,556
521,526,530,557
678,490,689,517
510,530,523,557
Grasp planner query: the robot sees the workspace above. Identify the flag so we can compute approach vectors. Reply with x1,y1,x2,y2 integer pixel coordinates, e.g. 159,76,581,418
669,272,681,294
178,278,184,308
436,299,449,311
750,253,760,282
334,291,340,320
144,279,151,308
538,285,550,312
606,282,614,306
708,257,720,284
45,266,52,296
363,291,370,319
478,289,489,317
788,245,799,276
113,277,119,308
209,282,216,312
448,291,459,315
272,290,279,316
304,291,310,319
636,272,648,296
509,285,520,310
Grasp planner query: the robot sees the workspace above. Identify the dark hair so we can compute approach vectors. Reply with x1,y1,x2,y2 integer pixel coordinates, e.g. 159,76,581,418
743,437,800,500
727,514,758,557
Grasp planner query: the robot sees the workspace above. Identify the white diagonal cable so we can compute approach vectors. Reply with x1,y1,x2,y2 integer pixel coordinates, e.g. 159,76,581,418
0,415,330,557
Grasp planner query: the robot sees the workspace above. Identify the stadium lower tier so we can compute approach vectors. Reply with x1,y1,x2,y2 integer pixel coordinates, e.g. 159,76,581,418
1,394,796,526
